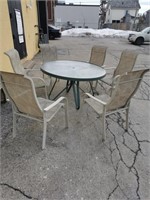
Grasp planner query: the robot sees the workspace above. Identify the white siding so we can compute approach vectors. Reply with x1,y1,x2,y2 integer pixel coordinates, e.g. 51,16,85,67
54,5,99,29
105,7,138,23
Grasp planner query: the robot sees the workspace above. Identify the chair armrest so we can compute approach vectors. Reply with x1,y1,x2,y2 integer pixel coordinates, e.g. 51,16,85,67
44,97,68,112
26,69,41,72
105,67,115,70
31,77,47,85
25,68,42,75
85,93,107,105
101,65,115,70
23,60,36,69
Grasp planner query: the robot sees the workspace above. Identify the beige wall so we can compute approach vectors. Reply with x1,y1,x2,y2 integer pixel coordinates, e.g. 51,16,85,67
0,1,14,72
0,0,39,72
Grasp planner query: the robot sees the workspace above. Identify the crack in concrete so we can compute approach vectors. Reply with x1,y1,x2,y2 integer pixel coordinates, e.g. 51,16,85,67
92,77,149,199
104,116,144,200
0,183,38,200
107,184,119,200
132,167,141,200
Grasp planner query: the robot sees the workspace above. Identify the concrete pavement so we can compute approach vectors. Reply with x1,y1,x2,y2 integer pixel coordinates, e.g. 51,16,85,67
1,36,150,200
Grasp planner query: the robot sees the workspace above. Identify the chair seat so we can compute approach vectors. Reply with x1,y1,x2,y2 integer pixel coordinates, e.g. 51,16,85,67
85,94,111,115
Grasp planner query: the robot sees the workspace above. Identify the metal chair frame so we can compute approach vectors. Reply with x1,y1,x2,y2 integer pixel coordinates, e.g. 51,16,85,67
84,69,149,141
1,71,69,149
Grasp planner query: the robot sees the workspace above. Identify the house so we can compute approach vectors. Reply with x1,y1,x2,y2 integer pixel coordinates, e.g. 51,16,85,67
54,3,100,29
145,9,150,26
0,0,51,72
104,0,141,30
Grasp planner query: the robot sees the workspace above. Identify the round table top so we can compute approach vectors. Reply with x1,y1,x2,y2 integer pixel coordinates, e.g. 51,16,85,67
41,60,106,81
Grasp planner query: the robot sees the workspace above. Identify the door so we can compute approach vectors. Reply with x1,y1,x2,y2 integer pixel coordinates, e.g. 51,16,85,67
8,0,27,59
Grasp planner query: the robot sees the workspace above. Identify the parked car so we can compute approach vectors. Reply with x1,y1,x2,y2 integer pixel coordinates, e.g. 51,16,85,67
48,24,61,40
128,27,150,45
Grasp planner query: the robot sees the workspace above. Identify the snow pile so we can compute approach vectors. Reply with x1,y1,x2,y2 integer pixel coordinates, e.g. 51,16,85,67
62,28,137,38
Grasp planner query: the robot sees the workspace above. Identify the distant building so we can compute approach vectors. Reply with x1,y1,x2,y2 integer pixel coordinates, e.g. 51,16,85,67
104,0,141,28
104,0,141,30
145,9,150,25
47,0,58,24
54,4,100,29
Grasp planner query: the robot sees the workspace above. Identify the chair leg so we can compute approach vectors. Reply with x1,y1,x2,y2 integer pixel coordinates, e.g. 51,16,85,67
92,80,98,90
42,120,47,150
64,102,69,128
89,81,99,95
44,85,48,99
13,112,16,138
101,113,106,141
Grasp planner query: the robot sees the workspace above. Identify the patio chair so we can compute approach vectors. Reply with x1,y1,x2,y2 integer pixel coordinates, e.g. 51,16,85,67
39,44,57,63
39,43,59,81
84,69,149,141
4,48,49,98
89,45,107,92
89,45,107,66
0,71,68,149
98,49,138,87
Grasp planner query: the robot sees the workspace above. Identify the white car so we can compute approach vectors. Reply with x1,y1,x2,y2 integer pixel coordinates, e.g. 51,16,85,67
128,27,150,45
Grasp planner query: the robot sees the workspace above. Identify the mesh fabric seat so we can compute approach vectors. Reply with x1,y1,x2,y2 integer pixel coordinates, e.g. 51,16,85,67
0,71,68,149
39,44,58,86
89,45,107,92
99,50,138,87
4,48,49,98
89,45,107,66
39,44,57,63
84,69,149,141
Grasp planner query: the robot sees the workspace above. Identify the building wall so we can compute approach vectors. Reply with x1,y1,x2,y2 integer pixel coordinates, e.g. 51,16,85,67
55,5,99,29
0,0,39,72
0,1,14,72
105,7,138,23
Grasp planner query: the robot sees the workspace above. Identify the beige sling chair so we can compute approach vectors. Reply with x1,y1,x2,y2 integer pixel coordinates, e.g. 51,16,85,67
39,44,58,85
84,69,149,141
39,44,57,63
0,71,68,149
98,50,138,88
89,45,107,66
89,45,107,92
4,48,49,98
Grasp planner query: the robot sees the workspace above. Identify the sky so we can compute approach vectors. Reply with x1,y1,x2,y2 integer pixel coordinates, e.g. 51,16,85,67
64,0,150,14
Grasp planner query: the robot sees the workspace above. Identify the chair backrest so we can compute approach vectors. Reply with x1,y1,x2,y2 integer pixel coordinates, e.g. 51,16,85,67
39,44,57,63
0,71,43,118
89,45,107,66
113,50,138,77
4,49,25,74
106,69,149,112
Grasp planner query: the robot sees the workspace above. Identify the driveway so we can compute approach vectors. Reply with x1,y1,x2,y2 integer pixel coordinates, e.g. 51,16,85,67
1,36,150,200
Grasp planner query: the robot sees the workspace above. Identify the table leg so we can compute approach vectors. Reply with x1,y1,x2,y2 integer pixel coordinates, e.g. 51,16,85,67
50,80,73,100
66,80,73,93
72,81,80,109
48,78,58,98
49,79,80,109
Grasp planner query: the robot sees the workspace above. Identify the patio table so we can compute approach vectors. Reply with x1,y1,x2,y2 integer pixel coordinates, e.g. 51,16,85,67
41,60,106,109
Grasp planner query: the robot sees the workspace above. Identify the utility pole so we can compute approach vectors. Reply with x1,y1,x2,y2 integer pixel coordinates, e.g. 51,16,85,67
98,0,108,29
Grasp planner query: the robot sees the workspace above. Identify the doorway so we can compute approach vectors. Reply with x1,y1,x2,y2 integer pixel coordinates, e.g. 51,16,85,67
7,0,27,59
37,0,49,44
